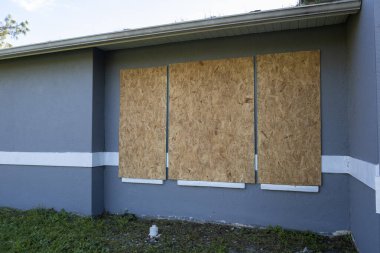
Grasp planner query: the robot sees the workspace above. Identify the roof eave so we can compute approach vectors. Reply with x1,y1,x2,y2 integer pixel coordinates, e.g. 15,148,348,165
0,0,361,60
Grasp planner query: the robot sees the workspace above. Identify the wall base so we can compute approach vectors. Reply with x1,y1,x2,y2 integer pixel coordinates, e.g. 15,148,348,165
104,166,349,233
350,177,380,253
0,165,103,215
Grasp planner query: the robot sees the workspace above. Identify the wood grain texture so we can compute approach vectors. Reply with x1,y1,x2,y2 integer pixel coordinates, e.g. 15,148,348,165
257,51,321,186
119,66,167,179
169,58,255,183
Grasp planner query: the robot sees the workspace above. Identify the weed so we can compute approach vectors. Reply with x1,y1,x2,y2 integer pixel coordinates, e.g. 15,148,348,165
0,208,357,253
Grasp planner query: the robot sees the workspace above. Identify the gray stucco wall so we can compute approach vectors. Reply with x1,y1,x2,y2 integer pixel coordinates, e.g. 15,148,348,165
0,49,94,152
92,49,105,153
104,168,349,233
375,0,380,169
350,177,380,253
91,166,104,215
346,0,380,252
91,49,106,215
347,0,378,164
0,49,106,215
0,165,94,215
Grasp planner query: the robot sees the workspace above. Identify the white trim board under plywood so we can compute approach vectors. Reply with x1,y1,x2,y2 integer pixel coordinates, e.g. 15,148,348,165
177,180,245,189
121,178,164,185
261,184,319,193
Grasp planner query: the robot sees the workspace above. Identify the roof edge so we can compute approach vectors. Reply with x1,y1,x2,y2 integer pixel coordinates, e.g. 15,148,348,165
0,0,361,60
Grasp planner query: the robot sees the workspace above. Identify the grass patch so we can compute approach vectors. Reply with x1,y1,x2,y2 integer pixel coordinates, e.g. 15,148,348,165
0,208,357,253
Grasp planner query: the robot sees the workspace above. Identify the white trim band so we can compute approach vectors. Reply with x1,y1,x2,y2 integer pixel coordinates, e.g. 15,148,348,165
1,151,379,212
121,178,164,185
321,155,379,190
0,152,94,167
177,180,245,189
348,157,379,190
322,155,349,174
376,177,380,214
0,152,378,190
101,152,119,166
261,184,319,193
0,151,119,167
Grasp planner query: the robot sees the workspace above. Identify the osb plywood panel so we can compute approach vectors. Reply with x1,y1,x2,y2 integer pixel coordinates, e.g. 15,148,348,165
169,58,255,183
257,50,321,186
119,66,166,179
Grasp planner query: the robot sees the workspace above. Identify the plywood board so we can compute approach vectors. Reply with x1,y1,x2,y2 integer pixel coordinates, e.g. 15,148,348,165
257,51,321,186
119,66,167,179
169,58,255,183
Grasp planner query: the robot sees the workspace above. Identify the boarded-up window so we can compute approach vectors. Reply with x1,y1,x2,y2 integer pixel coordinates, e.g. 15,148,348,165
169,58,255,183
257,51,321,186
119,66,167,179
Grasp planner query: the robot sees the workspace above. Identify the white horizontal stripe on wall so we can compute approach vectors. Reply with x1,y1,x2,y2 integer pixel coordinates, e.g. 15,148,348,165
0,152,378,189
1,152,378,211
348,157,380,190
0,153,365,172
0,151,119,167
376,177,380,214
94,152,118,166
322,155,379,190
0,152,94,167
321,155,349,174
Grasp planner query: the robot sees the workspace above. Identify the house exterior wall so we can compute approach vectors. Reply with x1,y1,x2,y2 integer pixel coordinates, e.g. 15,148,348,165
0,49,99,215
92,49,105,153
347,0,378,164
376,0,380,152
103,24,350,233
346,0,380,252
350,177,380,253
91,49,106,214
1,6,380,252
0,49,94,152
0,165,95,215
105,169,349,232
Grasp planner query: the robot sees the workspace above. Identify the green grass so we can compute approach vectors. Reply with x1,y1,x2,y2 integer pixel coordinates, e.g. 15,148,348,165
0,208,357,253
